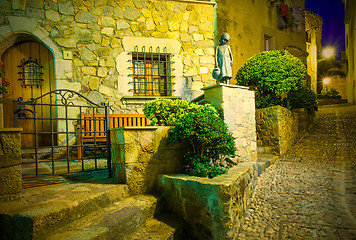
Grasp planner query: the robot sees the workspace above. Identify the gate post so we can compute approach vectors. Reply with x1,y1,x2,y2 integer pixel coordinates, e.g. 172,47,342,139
105,105,112,178
0,128,22,201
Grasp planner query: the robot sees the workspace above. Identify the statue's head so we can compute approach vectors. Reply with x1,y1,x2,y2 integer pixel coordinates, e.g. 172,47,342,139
220,33,230,44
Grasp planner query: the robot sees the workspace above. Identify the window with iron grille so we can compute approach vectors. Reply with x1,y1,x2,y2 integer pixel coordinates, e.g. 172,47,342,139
130,46,173,96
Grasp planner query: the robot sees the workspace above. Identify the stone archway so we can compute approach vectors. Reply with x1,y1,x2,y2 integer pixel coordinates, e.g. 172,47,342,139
0,16,73,127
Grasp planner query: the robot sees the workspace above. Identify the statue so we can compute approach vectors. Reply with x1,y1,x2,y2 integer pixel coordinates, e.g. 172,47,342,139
213,33,233,84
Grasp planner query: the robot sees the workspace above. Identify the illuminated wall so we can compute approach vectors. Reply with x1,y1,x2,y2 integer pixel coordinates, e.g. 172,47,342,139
305,10,322,94
214,0,307,84
344,0,356,104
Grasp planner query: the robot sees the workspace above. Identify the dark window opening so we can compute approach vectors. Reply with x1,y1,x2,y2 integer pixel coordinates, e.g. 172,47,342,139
130,46,173,96
18,57,43,88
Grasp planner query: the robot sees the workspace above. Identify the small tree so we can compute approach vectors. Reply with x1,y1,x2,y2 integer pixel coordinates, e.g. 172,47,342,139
235,50,306,108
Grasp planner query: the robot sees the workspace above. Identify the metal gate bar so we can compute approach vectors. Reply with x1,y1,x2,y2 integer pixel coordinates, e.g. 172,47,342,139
13,89,111,178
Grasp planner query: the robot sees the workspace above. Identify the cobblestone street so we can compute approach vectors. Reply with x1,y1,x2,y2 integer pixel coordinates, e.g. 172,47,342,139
238,104,356,239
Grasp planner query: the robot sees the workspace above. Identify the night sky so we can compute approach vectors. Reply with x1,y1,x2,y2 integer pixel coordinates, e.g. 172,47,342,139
304,0,345,60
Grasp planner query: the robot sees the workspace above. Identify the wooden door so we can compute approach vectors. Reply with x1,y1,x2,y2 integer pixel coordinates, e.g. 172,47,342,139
2,41,55,148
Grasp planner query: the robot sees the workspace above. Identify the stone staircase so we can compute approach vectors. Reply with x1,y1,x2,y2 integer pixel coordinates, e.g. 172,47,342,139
0,182,183,240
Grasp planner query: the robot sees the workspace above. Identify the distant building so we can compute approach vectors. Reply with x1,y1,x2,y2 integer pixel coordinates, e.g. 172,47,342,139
213,0,310,84
343,0,356,104
305,10,322,94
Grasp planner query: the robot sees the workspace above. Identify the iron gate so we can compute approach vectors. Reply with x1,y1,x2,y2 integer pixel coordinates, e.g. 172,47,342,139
13,89,112,178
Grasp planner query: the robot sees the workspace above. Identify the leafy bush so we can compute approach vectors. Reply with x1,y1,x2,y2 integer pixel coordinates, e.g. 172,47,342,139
183,155,228,178
287,86,317,111
168,105,237,178
143,98,219,126
318,88,342,99
235,50,306,109
144,99,236,178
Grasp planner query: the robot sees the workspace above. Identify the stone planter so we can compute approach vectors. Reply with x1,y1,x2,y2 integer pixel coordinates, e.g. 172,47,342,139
292,108,315,133
110,126,185,195
255,105,298,155
161,163,258,240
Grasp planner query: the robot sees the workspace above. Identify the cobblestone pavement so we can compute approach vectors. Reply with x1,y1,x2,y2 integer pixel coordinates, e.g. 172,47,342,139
238,104,356,240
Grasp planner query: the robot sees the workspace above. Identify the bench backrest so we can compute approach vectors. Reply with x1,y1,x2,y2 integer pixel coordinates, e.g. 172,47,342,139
79,113,150,138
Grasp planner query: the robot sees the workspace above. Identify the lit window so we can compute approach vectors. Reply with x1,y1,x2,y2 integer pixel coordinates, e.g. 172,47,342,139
130,46,173,96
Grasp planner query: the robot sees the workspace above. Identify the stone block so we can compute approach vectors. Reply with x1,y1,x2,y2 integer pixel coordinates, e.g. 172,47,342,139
0,132,21,168
0,165,22,201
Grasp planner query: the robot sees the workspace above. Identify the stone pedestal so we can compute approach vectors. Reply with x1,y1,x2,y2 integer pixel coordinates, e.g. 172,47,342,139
0,128,22,201
202,84,257,162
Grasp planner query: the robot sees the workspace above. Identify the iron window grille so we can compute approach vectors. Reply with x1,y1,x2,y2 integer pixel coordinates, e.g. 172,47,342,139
129,46,174,96
18,57,44,88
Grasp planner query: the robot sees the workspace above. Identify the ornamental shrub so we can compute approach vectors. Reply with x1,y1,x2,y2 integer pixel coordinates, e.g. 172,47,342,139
144,99,236,178
168,105,236,178
317,88,342,99
235,50,306,108
143,98,219,126
287,86,317,111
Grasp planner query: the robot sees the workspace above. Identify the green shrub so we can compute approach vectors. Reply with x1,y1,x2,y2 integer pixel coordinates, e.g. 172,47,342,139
318,88,342,99
287,86,317,111
235,50,306,109
143,98,219,126
184,155,228,178
144,99,236,178
168,105,236,161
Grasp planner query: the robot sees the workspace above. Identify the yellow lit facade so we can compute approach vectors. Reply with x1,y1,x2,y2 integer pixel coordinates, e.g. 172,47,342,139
214,0,310,84
344,0,356,104
305,10,322,94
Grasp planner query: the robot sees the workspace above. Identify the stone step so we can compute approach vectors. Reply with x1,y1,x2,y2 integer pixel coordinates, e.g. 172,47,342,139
123,212,184,240
0,183,129,240
46,195,158,240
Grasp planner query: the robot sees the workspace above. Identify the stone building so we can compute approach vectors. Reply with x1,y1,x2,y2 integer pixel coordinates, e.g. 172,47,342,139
0,0,216,128
213,0,309,84
343,0,356,104
305,10,322,94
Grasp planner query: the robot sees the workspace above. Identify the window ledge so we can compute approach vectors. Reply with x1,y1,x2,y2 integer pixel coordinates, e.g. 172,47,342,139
121,96,181,105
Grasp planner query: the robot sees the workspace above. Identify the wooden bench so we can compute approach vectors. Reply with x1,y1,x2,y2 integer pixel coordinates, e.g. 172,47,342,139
77,113,150,159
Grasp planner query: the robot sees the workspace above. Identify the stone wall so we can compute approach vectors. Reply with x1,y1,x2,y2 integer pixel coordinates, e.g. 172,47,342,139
110,126,185,195
0,0,216,117
203,84,257,162
0,128,22,201
256,105,299,155
292,108,315,133
161,162,258,240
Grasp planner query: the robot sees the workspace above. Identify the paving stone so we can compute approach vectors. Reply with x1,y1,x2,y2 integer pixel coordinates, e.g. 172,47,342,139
238,104,356,239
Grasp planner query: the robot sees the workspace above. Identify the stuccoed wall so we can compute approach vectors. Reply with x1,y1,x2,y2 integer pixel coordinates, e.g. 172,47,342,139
0,128,22,201
0,0,216,115
203,84,257,162
110,126,185,195
256,105,299,155
161,162,258,240
214,0,307,83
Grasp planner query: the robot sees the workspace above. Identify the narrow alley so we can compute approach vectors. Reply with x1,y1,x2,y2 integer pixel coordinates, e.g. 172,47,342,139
238,104,356,239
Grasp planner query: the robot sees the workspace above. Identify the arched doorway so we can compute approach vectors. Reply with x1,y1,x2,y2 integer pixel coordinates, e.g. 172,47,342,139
2,38,56,148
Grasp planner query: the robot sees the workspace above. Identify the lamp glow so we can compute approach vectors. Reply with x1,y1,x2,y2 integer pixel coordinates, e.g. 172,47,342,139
322,47,335,59
323,77,331,85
